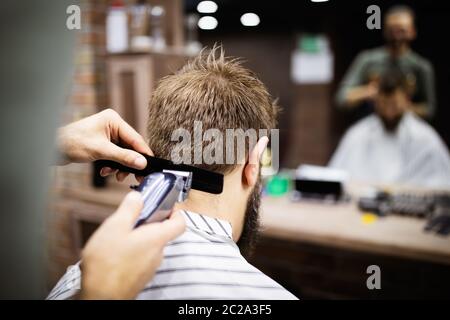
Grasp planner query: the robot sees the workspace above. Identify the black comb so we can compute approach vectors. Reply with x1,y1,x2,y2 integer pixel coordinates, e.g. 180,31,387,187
95,154,223,194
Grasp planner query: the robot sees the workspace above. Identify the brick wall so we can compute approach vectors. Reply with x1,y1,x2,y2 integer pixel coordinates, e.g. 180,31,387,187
64,0,108,122
47,0,108,290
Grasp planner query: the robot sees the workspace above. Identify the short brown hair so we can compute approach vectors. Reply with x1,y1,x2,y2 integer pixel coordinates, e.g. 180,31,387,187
385,5,415,22
146,47,278,174
378,68,409,95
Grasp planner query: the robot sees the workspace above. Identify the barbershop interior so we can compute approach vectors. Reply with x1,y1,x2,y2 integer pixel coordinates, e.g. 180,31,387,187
2,0,450,300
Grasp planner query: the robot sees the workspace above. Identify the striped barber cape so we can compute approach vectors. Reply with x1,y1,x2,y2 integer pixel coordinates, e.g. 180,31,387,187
47,211,297,300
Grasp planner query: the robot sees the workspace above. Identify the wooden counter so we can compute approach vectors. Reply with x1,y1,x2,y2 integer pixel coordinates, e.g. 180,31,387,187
260,196,450,265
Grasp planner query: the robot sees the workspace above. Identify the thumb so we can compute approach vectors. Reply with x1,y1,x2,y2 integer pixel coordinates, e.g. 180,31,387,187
100,142,147,170
136,211,186,245
114,191,144,227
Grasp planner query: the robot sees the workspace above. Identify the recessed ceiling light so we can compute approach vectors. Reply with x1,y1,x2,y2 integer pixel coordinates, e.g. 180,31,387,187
197,1,218,14
240,13,260,27
198,16,218,30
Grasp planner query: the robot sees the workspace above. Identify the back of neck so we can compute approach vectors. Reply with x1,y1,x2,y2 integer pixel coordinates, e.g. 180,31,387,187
173,188,247,242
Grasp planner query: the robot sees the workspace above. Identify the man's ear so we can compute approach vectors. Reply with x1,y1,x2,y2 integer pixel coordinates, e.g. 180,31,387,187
243,136,269,188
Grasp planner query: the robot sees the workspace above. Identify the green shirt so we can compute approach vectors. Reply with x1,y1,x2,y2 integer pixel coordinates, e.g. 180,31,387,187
335,47,436,118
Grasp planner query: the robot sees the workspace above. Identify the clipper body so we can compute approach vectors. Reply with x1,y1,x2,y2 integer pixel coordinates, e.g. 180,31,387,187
133,171,192,227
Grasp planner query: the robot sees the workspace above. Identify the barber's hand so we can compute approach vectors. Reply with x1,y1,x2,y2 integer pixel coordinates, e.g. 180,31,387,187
365,82,379,101
345,82,379,108
57,109,152,181
80,191,186,300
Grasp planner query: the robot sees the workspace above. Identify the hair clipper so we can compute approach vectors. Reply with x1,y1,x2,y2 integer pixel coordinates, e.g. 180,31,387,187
95,154,223,227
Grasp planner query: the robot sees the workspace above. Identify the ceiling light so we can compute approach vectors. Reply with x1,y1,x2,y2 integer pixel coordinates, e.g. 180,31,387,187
198,16,218,30
197,1,218,14
240,13,260,27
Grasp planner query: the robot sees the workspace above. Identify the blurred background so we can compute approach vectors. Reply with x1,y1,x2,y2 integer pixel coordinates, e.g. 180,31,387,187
42,0,450,299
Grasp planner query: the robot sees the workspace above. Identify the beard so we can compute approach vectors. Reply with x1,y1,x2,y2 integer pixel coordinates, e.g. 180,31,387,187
386,37,409,50
381,113,404,132
387,38,403,49
236,179,262,258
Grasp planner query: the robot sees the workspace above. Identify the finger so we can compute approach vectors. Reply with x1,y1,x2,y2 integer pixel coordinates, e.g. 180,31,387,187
134,175,145,183
113,191,144,227
101,142,148,170
100,167,117,177
116,171,129,182
157,212,186,243
135,211,186,245
113,114,154,157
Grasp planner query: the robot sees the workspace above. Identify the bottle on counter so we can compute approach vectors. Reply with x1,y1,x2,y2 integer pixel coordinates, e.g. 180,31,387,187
106,0,128,53
150,5,166,51
185,14,202,55
130,0,152,52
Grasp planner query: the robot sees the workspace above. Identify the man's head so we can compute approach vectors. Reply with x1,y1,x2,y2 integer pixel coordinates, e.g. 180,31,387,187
147,47,278,255
375,69,411,131
384,5,416,50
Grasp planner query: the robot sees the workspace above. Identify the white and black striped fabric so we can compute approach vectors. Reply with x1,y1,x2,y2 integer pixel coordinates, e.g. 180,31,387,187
47,211,297,300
